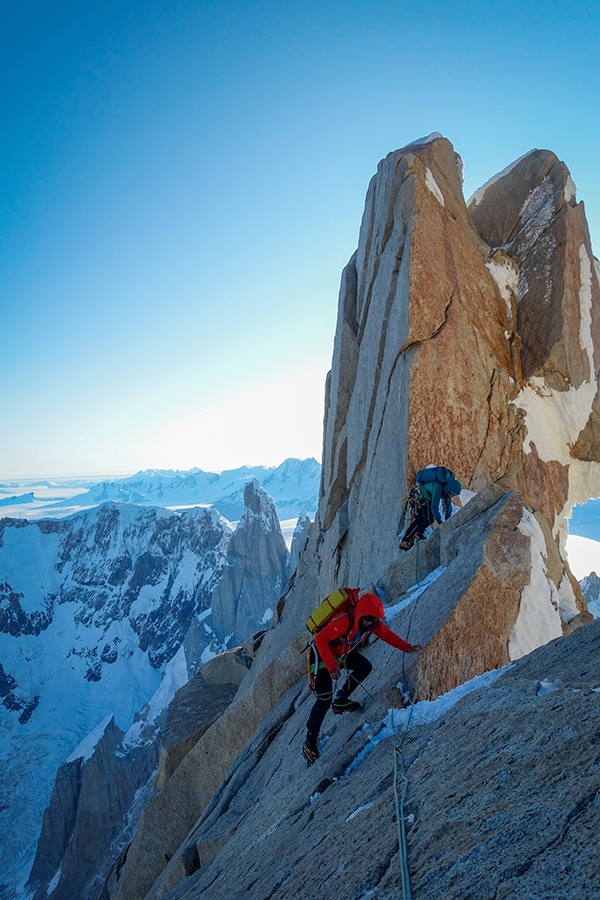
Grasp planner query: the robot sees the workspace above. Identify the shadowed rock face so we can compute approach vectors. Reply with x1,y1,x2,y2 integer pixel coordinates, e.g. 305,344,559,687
469,149,600,546
109,640,306,900
469,150,586,383
26,717,160,900
210,481,289,646
287,510,311,579
25,647,250,900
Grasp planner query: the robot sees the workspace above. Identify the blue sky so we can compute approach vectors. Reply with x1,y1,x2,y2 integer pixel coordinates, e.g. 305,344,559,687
2,0,600,477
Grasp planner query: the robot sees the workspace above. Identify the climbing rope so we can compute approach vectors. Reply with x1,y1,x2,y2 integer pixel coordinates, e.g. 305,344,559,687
351,540,422,899
394,741,412,900
394,536,421,900
342,545,423,900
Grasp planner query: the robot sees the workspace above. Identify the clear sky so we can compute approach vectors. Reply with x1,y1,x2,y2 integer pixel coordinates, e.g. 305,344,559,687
2,0,600,477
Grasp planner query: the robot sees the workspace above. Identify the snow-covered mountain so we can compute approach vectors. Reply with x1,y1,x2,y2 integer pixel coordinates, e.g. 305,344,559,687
27,457,322,521
0,486,291,899
581,570,600,616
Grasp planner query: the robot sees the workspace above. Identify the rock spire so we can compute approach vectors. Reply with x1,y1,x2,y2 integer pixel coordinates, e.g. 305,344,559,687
318,136,600,590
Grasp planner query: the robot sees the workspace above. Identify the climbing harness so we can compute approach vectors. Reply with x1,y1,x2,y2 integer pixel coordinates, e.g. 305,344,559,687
306,643,317,690
405,484,428,517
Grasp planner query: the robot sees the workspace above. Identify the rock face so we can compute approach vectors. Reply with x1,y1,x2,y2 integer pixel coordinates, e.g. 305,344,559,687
154,649,250,791
25,646,249,900
152,616,600,900
109,639,306,900
26,716,159,900
287,510,311,578
101,137,599,899
0,504,230,670
469,150,600,546
210,482,289,645
0,504,231,898
100,483,592,900
317,135,600,592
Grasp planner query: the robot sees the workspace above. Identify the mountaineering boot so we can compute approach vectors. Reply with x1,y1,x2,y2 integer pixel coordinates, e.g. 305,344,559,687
302,734,320,764
332,697,362,714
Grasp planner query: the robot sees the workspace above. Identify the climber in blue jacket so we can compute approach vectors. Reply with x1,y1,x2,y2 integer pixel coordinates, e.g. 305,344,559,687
399,466,462,551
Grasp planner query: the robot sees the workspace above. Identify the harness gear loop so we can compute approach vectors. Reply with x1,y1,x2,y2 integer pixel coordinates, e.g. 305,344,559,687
306,643,315,691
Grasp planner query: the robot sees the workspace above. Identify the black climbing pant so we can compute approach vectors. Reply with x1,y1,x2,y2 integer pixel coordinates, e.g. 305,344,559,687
400,504,434,549
306,649,372,740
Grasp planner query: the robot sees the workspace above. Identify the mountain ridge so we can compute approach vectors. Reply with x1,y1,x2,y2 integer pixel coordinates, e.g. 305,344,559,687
0,486,292,898
0,458,321,523
105,134,600,900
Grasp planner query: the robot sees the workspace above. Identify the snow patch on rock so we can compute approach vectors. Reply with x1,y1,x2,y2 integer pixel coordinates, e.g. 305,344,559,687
485,255,518,321
344,666,510,776
509,510,563,660
425,167,444,206
557,573,581,624
512,243,597,467
67,715,114,764
564,174,577,202
384,566,446,621
536,679,560,695
345,802,374,822
46,865,62,896
406,132,444,147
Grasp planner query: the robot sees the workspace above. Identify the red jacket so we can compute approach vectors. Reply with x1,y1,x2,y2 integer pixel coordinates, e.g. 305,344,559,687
313,590,413,673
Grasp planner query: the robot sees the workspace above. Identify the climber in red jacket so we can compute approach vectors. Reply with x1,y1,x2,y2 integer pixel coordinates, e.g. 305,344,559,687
302,590,423,764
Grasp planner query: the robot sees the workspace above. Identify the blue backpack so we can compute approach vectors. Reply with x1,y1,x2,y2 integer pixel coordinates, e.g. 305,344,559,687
416,466,455,487
414,466,462,523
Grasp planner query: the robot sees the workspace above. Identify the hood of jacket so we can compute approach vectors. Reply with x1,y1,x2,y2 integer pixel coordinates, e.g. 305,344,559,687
354,592,385,620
